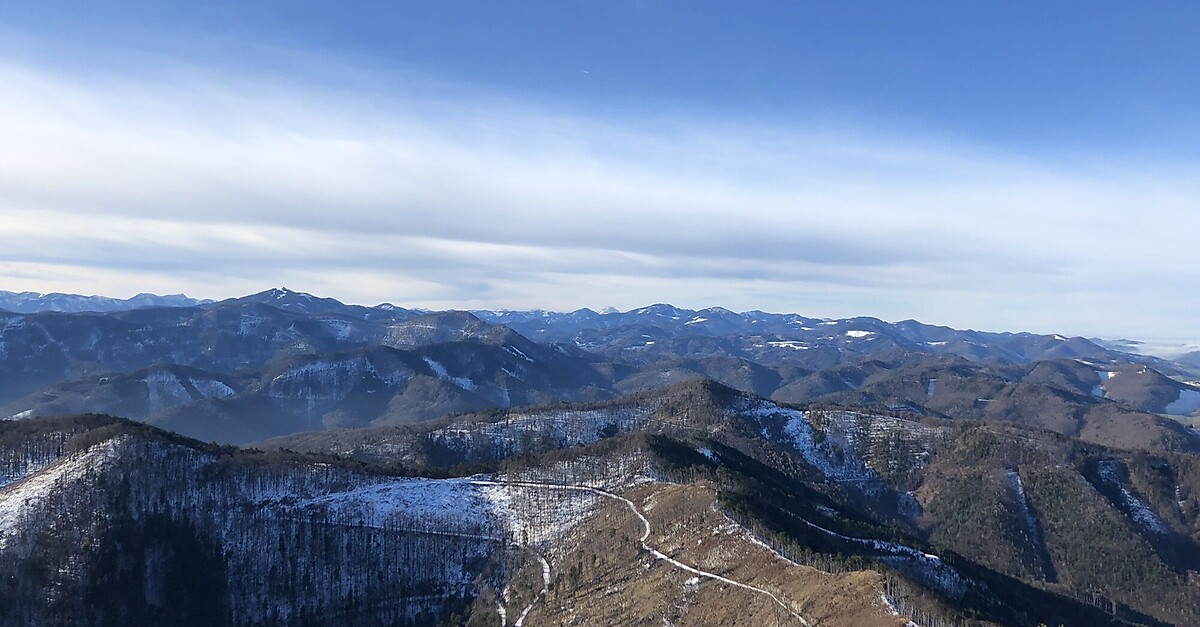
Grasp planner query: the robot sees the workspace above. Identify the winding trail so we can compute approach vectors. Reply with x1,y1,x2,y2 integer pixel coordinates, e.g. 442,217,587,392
472,479,811,626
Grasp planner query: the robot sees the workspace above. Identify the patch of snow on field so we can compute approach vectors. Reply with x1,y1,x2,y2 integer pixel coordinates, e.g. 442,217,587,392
190,378,235,399
143,370,193,413
0,438,126,549
476,480,600,546
423,357,450,378
741,402,947,500
423,357,477,391
845,330,874,338
269,359,362,401
425,407,653,462
1007,470,1044,550
294,477,506,538
1091,370,1117,397
744,402,873,483
796,513,967,598
503,345,534,363
1097,462,1169,534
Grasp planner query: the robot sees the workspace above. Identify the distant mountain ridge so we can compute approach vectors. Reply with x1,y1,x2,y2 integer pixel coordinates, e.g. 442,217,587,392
0,290,212,313
472,304,1194,375
0,287,1176,371
1,287,1196,448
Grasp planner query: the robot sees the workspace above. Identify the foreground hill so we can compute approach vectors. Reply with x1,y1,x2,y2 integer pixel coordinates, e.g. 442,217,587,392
0,412,930,626
267,379,1200,626
9,375,1188,625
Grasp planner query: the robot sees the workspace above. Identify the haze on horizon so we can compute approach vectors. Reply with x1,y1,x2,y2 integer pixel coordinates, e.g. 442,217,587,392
1,2,1198,342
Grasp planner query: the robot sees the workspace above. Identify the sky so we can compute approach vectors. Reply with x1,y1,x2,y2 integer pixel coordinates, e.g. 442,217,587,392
0,2,1198,340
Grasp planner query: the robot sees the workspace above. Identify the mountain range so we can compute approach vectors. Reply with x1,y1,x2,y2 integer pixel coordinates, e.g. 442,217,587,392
3,288,1200,625
0,290,212,313
0,288,1196,447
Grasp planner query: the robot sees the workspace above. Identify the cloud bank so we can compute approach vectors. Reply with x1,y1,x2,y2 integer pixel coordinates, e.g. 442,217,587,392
0,60,1196,338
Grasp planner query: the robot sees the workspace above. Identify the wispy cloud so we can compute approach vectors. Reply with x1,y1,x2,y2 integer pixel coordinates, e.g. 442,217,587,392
0,60,1196,338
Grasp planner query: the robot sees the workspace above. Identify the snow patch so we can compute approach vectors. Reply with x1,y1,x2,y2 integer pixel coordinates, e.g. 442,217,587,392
423,357,477,392
294,477,507,539
423,357,450,378
190,378,235,399
142,370,193,414
0,438,126,550
503,345,534,363
781,506,967,598
1091,370,1117,397
744,402,873,484
269,359,362,401
1007,470,1044,551
845,330,874,338
423,407,655,463
1097,462,1169,534
476,481,599,546
926,379,937,397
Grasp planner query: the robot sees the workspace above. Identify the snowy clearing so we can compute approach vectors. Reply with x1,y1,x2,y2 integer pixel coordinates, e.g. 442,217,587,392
0,438,126,550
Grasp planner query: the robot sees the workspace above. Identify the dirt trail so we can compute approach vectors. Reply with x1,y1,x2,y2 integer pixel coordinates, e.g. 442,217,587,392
472,479,811,626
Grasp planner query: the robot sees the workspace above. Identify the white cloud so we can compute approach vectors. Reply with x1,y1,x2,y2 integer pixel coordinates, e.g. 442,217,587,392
0,60,1197,339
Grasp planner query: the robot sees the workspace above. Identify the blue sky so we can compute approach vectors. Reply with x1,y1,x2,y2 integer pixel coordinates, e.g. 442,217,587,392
1,2,1198,341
